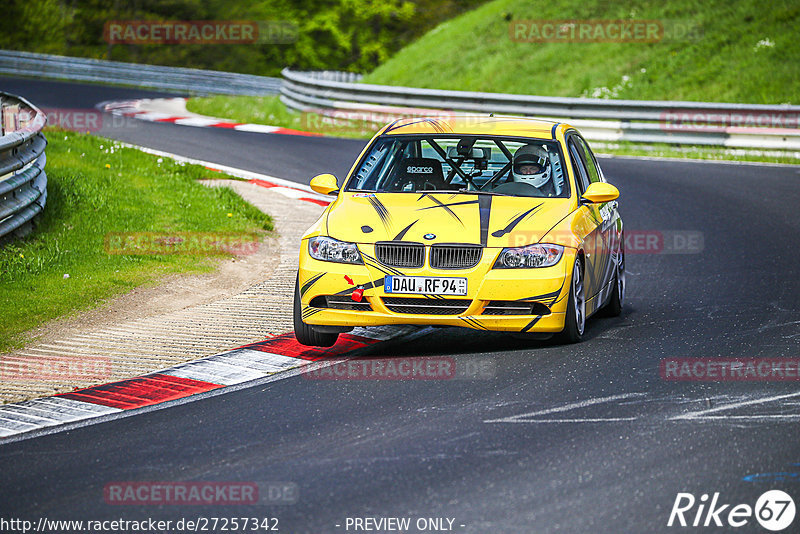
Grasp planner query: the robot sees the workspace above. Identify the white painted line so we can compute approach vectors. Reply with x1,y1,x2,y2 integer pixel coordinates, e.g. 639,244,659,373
33,397,123,415
109,107,140,115
484,393,645,424
212,349,301,374
266,186,307,199
0,416,38,432
0,397,122,429
172,117,220,127
210,356,296,375
162,359,268,386
131,112,175,122
234,124,280,134
685,415,800,420
8,402,98,424
103,102,139,110
670,391,800,420
0,407,60,424
503,417,638,423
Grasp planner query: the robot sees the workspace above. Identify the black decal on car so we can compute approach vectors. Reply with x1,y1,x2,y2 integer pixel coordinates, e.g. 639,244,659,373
300,272,326,297
479,195,492,247
418,195,466,225
393,220,418,241
491,204,543,238
520,315,544,333
367,196,392,229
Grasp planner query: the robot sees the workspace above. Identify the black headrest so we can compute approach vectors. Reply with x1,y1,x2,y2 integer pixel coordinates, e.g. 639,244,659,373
399,157,444,183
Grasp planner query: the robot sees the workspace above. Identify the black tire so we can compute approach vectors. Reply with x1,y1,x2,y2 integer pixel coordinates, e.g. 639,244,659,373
603,242,625,317
555,256,585,344
293,276,338,347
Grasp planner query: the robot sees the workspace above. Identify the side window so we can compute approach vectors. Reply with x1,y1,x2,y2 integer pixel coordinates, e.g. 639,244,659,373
575,137,601,184
567,138,590,194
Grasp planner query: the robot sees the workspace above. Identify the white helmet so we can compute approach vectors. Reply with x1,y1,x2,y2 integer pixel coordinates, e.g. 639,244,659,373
512,144,551,188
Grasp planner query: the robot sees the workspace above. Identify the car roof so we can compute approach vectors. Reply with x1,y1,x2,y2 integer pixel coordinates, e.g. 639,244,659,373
377,115,572,139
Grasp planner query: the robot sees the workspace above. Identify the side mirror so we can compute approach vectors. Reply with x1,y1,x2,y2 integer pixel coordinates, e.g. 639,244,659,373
581,182,619,204
310,173,339,196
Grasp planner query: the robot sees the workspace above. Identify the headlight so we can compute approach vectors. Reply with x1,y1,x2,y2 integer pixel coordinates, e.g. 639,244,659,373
308,236,363,264
493,243,564,268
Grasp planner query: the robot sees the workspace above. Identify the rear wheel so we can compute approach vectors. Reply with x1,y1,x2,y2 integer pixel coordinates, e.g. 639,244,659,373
603,241,625,317
556,256,585,344
293,276,339,347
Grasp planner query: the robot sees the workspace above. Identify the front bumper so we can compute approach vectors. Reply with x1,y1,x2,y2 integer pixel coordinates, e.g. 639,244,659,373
298,243,573,333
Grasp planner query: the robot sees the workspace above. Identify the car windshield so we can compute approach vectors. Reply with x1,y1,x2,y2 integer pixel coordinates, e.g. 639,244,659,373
345,135,570,198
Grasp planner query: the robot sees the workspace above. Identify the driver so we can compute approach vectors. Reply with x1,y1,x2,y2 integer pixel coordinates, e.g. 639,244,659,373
512,144,556,196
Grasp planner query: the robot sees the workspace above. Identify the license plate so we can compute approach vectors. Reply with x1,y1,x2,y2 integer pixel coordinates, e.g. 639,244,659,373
384,275,467,296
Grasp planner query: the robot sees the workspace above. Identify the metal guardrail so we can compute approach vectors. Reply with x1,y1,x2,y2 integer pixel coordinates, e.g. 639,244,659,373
280,69,800,151
0,50,281,96
0,92,47,241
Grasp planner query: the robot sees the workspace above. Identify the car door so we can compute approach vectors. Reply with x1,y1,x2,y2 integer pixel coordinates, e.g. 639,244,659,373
575,136,617,307
566,134,611,308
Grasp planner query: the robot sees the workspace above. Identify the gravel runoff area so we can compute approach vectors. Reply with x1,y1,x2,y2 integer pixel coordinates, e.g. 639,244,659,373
0,180,325,404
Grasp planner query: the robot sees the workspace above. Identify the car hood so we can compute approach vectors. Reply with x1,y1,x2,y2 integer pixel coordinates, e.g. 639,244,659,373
325,192,574,248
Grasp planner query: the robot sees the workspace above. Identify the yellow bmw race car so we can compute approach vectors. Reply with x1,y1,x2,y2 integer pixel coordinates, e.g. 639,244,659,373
294,116,624,346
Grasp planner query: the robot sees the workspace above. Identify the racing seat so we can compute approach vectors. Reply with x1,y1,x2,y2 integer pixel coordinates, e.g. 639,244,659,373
387,157,447,191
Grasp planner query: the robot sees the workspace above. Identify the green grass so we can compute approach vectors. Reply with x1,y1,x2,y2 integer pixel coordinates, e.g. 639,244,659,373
188,95,302,129
363,0,800,104
186,95,381,139
0,129,273,352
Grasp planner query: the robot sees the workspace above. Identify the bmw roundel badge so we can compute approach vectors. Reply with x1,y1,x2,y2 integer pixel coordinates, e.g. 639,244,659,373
423,233,436,240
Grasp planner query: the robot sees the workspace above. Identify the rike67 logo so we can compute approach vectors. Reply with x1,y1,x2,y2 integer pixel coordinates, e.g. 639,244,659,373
668,490,795,531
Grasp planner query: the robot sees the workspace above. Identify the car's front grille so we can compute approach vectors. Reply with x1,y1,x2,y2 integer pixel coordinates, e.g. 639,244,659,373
481,301,551,316
310,295,373,311
382,297,471,315
430,244,482,269
375,242,424,268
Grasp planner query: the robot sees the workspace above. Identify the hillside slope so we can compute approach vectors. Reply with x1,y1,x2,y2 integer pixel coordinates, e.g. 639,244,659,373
363,0,799,104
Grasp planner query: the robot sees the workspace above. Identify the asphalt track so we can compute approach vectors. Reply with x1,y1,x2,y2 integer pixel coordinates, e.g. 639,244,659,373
2,77,800,533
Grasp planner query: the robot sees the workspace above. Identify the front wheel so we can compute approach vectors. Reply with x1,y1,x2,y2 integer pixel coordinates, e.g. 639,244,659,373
555,256,585,344
293,276,339,347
